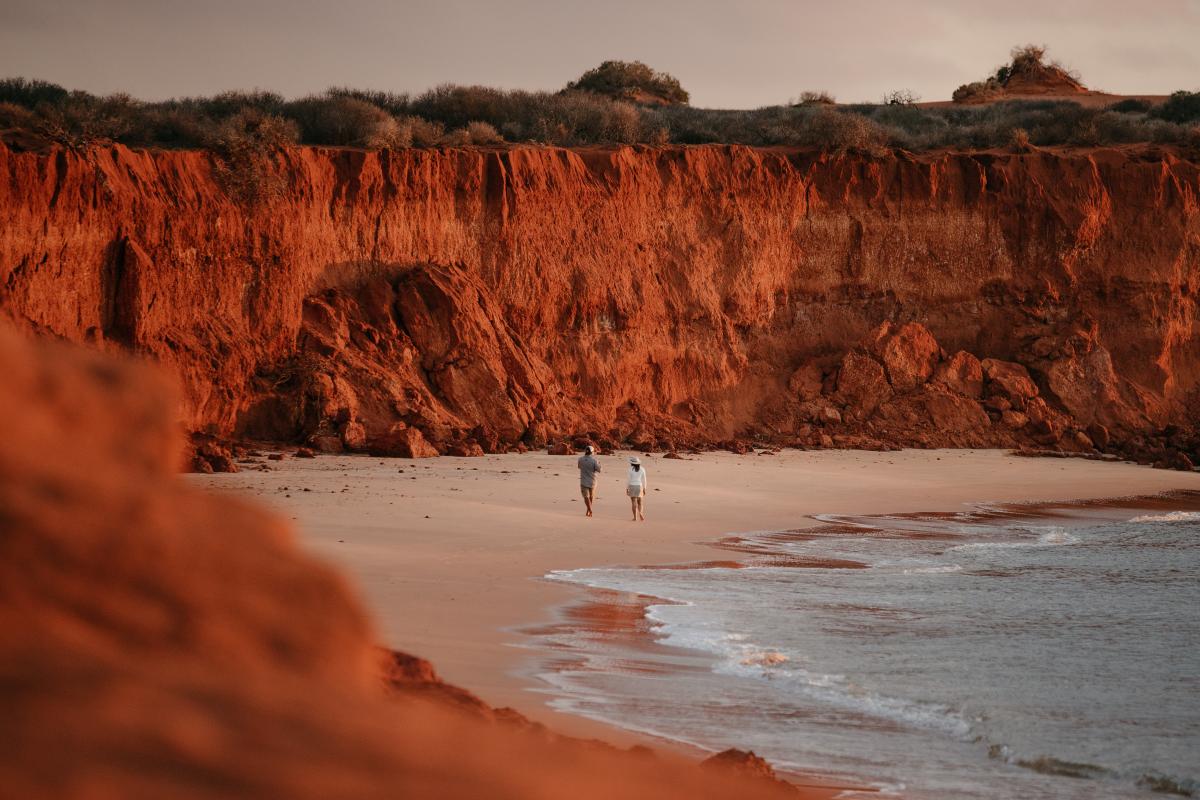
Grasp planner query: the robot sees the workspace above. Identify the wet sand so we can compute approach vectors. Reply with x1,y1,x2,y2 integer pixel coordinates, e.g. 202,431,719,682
189,448,1199,752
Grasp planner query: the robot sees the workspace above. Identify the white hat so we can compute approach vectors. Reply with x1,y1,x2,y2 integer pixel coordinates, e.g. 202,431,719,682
629,457,641,465
584,445,594,454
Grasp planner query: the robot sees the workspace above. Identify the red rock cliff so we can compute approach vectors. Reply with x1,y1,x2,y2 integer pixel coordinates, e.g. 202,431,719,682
1,142,1197,455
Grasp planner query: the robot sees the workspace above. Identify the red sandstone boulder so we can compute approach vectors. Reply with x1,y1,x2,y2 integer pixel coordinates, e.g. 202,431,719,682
984,395,1012,412
876,322,942,392
469,425,502,454
340,420,367,451
1001,410,1029,429
446,441,485,457
1087,423,1110,450
366,425,439,458
194,440,239,472
309,434,344,454
786,362,824,400
547,441,576,456
294,447,317,458
796,400,841,425
1029,416,1064,445
982,359,1038,408
923,390,991,433
933,351,984,399
1043,347,1145,431
836,351,891,415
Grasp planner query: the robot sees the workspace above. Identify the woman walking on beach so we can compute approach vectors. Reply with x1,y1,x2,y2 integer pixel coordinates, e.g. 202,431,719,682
626,457,647,521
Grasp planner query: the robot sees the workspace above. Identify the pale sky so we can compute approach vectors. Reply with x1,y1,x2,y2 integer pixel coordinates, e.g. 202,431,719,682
1,0,1198,107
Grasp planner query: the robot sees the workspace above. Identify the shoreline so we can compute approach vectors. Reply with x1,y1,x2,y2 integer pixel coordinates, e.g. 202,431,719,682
521,489,1200,794
189,448,1200,786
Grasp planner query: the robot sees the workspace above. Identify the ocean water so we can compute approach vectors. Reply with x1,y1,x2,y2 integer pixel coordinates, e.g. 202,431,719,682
534,502,1200,799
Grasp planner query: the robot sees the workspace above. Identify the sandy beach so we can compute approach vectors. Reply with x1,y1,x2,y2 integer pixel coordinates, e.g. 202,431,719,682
189,449,1200,743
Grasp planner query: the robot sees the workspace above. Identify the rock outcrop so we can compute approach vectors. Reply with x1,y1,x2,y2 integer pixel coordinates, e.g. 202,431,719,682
0,321,819,799
1,142,1197,462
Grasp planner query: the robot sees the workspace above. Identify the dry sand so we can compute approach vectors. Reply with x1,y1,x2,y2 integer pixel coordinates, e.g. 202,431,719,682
190,448,1199,744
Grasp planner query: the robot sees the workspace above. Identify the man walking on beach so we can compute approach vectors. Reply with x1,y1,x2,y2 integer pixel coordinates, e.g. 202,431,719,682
577,445,601,517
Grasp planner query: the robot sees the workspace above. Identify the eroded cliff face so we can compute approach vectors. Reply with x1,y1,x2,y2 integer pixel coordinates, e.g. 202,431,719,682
1,142,1197,457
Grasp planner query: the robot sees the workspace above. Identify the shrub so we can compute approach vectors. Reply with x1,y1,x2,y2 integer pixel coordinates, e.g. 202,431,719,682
134,106,219,149
399,116,443,147
33,92,144,146
206,108,298,203
883,89,920,106
326,87,412,116
464,121,503,144
1107,98,1152,114
285,94,407,148
1152,91,1200,123
0,77,70,108
565,60,689,105
953,80,1003,104
0,101,36,128
793,91,835,106
764,107,888,154
186,90,285,119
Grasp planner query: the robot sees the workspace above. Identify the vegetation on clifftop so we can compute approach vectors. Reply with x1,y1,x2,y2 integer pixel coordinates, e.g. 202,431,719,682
1,56,1198,155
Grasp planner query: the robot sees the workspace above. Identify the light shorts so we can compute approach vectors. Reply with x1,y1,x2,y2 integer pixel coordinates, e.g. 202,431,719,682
581,485,595,501
626,485,644,498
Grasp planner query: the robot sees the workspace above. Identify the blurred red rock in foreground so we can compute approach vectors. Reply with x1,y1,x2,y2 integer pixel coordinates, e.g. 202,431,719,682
0,323,820,798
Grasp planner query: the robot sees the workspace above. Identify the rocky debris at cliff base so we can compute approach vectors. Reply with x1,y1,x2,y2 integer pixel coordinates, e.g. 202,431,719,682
191,435,239,473
366,424,439,458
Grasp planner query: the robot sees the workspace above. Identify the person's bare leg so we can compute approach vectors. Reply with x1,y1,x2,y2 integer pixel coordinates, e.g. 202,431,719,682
630,497,637,521
637,497,645,521
583,489,593,516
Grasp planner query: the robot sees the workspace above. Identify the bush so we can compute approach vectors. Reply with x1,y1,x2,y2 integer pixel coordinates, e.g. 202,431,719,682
883,89,920,106
400,116,444,147
953,80,1003,104
184,90,285,119
0,77,70,108
1152,91,1200,123
285,94,407,148
565,60,688,105
445,121,503,146
206,108,298,203
326,87,412,116
793,91,835,106
1107,98,1152,114
33,92,144,146
805,109,889,154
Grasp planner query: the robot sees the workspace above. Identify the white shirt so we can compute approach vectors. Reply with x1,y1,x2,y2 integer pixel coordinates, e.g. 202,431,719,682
627,466,648,488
